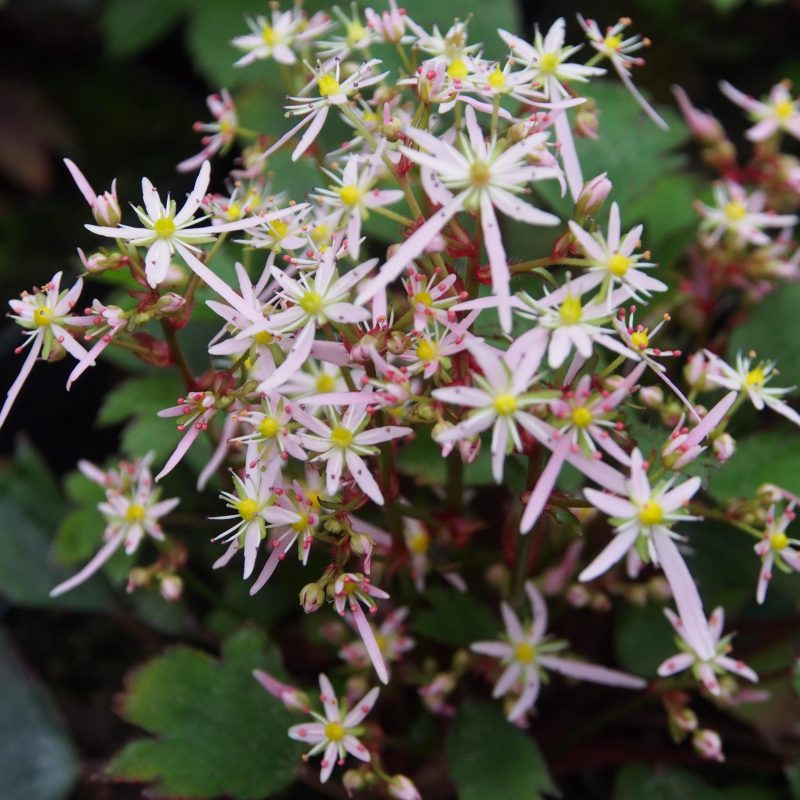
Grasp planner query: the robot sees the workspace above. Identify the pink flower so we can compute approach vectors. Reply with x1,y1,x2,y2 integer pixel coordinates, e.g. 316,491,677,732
754,504,800,604
657,606,758,696
339,606,415,678
288,674,379,783
156,391,218,481
471,581,644,722
64,159,120,226
51,454,179,597
253,668,310,712
357,105,561,332
720,79,800,142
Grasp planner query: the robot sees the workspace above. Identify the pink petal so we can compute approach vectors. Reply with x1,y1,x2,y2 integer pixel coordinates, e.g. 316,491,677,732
50,530,125,597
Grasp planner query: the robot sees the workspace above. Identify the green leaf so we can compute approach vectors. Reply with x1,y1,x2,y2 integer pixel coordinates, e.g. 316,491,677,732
728,282,800,389
0,497,113,612
108,629,298,799
787,761,800,799
447,701,557,800
614,763,723,800
102,0,191,58
413,586,499,646
614,603,675,677
708,428,800,501
98,374,181,427
0,437,64,529
0,631,78,800
54,507,105,564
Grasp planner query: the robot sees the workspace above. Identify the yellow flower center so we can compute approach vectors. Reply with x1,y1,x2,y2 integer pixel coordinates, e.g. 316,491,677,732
258,416,280,438
291,513,310,532
744,367,766,387
316,372,336,393
447,58,469,79
324,721,345,742
571,406,592,427
604,34,623,50
337,184,362,206
306,490,322,508
487,66,506,90
125,504,146,523
269,219,289,239
254,330,273,345
375,633,386,651
559,295,583,325
226,202,242,221
515,642,536,664
608,253,631,277
413,291,433,307
494,394,518,416
775,99,795,120
299,290,325,315
724,201,746,223
770,531,789,551
346,20,367,45
630,330,650,350
639,500,664,526
311,223,330,244
262,25,279,46
237,498,259,521
33,306,52,327
318,73,341,97
539,51,561,73
219,119,234,134
408,531,430,554
416,339,438,362
469,161,492,188
331,426,353,448
153,216,176,239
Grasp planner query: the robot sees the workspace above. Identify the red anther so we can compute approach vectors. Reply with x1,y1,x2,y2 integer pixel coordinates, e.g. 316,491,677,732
426,70,437,80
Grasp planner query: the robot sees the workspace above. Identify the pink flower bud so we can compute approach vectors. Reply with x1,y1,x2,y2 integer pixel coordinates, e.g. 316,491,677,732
157,292,188,315
673,86,725,145
639,385,664,408
93,190,122,226
300,582,325,613
343,770,367,796
693,729,725,762
159,574,183,602
388,775,422,800
712,432,735,463
574,105,600,140
575,173,612,217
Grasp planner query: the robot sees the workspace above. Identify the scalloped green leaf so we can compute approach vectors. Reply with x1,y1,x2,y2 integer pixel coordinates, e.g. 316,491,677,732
107,629,298,799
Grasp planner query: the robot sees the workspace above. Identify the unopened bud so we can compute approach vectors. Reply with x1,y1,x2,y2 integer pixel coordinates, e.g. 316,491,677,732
300,582,325,613
574,105,600,140
93,191,122,226
159,574,183,602
388,774,422,800
78,248,126,274
712,432,735,463
639,385,664,409
673,86,725,145
693,729,725,762
156,292,188,315
343,770,367,796
575,173,612,219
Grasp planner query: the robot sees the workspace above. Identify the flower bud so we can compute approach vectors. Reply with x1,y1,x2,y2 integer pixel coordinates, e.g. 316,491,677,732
78,248,127,274
159,574,183,602
712,432,735,463
673,86,725,146
343,770,367,796
693,729,725,762
156,292,188,315
93,189,122,226
575,173,612,218
300,582,325,613
639,385,664,409
574,104,600,140
388,774,422,800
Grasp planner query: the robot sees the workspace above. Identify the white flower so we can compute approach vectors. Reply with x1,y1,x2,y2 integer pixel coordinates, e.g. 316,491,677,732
1,271,89,431
86,161,282,288
704,350,800,427
357,106,561,331
720,79,800,142
658,606,758,696
51,454,179,597
696,181,797,249
754,504,800,604
288,674,379,783
471,581,644,722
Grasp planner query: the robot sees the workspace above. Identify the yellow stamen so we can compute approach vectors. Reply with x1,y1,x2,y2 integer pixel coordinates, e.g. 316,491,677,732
316,373,336,393
254,330,273,346
299,291,325,315
153,217,176,239
408,531,430,554
571,406,592,428
226,202,242,221
413,291,433,307
331,426,353,448
608,253,631,277
775,99,795,120
337,185,362,206
317,73,341,97
630,330,650,350
724,201,746,223
324,721,345,741
770,531,789,551
515,642,536,664
469,161,491,187
447,58,468,80
125,504,146,523
33,306,52,327
262,25,278,46
258,416,280,438
538,51,560,73
494,394,518,416
269,219,289,239
559,295,583,325
416,339,438,362
604,34,623,50
311,223,330,244
487,66,506,90
346,20,367,45
291,513,310,532
237,498,259,521
744,367,766,387
639,500,664,526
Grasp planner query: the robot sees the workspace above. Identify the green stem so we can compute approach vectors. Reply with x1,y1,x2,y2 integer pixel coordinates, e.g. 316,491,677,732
160,318,195,390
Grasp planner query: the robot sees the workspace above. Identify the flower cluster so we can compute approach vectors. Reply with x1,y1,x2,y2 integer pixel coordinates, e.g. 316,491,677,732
5,6,800,796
